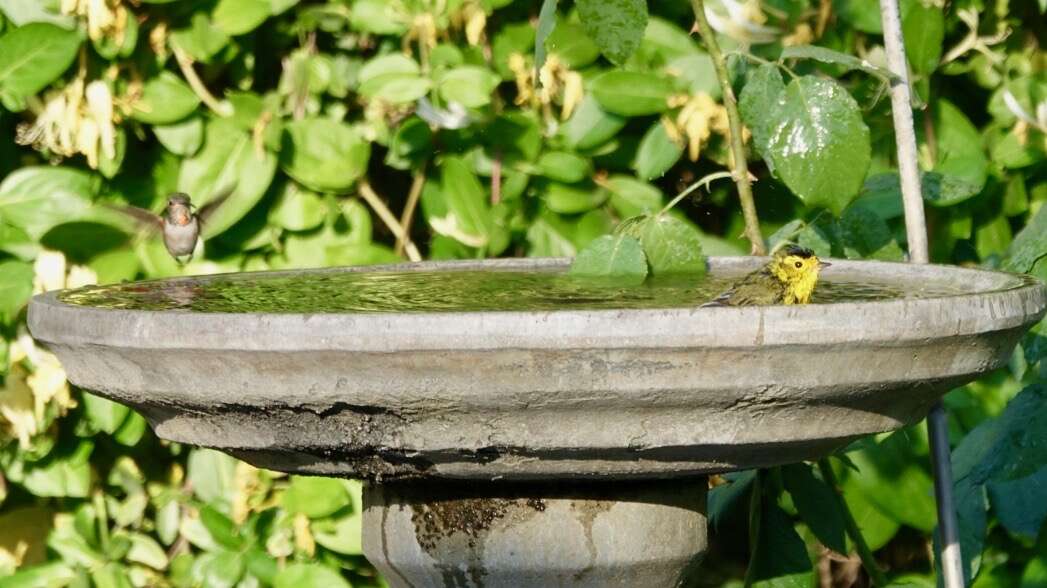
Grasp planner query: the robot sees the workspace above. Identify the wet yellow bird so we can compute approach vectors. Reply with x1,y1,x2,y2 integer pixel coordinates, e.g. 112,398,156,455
705,245,831,306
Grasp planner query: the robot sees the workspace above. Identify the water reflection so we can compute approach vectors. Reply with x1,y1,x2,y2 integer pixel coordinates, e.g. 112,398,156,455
58,268,970,314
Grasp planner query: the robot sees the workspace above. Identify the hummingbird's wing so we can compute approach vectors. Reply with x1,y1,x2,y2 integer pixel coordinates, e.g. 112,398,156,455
196,183,236,226
104,203,163,234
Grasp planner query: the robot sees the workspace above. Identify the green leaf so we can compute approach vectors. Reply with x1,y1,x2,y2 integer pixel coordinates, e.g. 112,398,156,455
1004,204,1047,273
590,71,673,116
112,411,147,447
739,63,787,162
350,0,407,35
0,166,96,238
781,463,847,554
605,175,664,218
435,157,492,247
0,259,32,322
667,53,720,98
213,0,272,35
534,0,558,75
179,118,277,237
0,23,80,101
576,0,647,65
269,183,325,232
358,53,428,103
273,563,351,588
170,13,229,63
930,100,987,193
569,234,647,280
561,95,626,150
987,466,1047,540
643,17,699,60
834,0,881,33
439,65,500,107
153,116,204,156
131,72,201,125
545,22,600,69
902,1,944,75
200,505,241,550
543,182,607,214
779,45,895,81
192,550,245,588
620,214,706,276
847,431,936,531
0,562,77,588
536,151,591,184
186,448,237,512
313,509,363,555
633,120,682,180
0,1,75,27
526,213,577,257
126,532,168,570
282,476,351,519
860,171,979,213
763,75,871,215
81,393,131,435
21,441,92,498
280,118,370,192
750,499,814,588
839,204,904,260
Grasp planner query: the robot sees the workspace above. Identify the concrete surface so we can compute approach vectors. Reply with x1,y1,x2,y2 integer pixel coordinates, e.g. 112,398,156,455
28,257,1046,480
363,478,708,588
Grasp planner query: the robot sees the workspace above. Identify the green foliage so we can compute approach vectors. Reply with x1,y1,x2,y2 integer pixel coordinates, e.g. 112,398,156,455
0,0,1045,586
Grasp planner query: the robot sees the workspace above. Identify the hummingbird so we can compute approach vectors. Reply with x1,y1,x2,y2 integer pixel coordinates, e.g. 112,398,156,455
108,186,233,264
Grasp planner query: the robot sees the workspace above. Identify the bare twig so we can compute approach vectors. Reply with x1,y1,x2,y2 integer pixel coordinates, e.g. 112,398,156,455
395,166,427,256
171,45,232,117
490,151,503,205
359,180,423,262
689,0,766,255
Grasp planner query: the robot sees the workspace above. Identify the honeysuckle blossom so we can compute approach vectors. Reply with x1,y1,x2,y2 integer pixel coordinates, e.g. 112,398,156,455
0,251,95,449
16,77,118,169
666,93,732,162
61,0,130,43
508,53,584,120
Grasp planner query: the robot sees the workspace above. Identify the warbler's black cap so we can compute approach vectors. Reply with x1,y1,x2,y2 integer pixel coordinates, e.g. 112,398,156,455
778,244,816,258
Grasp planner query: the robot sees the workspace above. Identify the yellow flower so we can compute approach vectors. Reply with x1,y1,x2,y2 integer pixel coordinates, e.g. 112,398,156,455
509,53,584,119
0,365,37,450
16,76,118,170
293,513,315,556
671,93,731,161
61,0,129,43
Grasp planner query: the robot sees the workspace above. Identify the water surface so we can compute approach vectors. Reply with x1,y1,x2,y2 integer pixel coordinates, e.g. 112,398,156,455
58,268,970,313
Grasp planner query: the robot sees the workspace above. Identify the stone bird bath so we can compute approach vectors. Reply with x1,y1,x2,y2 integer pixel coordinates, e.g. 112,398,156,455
28,257,1046,587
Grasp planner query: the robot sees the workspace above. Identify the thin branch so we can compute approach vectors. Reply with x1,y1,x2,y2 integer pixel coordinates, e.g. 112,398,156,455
359,180,423,262
395,165,427,256
817,459,889,587
171,44,233,117
689,0,766,255
659,171,735,216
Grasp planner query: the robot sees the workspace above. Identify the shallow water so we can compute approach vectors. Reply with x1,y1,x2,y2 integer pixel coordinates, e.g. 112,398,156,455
58,267,971,313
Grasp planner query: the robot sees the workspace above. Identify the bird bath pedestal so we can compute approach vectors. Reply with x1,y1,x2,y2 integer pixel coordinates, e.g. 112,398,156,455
28,258,1046,587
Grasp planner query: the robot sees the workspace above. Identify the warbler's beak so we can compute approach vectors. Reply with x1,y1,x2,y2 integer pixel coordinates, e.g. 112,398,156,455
819,260,832,269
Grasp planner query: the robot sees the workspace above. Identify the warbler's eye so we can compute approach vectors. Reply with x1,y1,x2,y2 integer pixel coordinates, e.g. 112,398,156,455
794,261,803,268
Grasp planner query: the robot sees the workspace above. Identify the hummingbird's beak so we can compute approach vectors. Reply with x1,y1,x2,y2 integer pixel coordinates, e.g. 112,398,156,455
819,260,832,269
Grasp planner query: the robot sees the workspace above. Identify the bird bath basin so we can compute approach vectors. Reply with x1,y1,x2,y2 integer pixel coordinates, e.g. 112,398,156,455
28,257,1046,587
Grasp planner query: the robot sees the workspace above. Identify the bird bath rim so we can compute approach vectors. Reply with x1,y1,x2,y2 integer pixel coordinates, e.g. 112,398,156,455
27,257,1045,481
28,256,1045,354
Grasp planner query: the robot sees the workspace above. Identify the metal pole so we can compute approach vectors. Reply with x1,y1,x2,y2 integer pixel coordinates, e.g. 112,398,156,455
877,1,965,586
